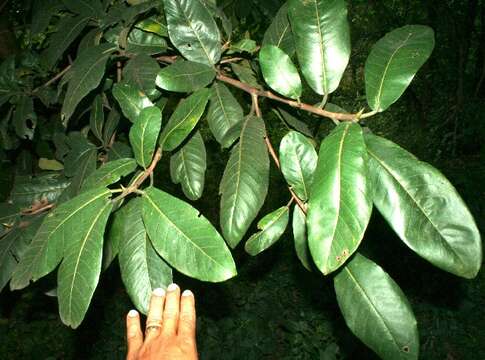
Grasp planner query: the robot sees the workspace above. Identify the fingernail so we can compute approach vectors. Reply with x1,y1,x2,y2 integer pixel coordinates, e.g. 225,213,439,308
128,309,138,318
167,283,178,292
182,290,193,297
153,288,165,297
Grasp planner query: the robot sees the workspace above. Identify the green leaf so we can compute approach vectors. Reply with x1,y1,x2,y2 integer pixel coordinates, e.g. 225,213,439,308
62,0,105,18
108,141,133,160
245,206,289,256
279,130,317,201
365,133,482,279
207,82,244,148
42,15,90,69
230,60,262,90
10,188,112,290
228,39,257,54
113,82,154,123
220,116,270,248
288,0,350,95
114,198,172,314
103,109,120,147
135,16,169,37
274,108,313,138
64,133,97,177
162,0,222,66
123,54,160,98
31,0,62,35
61,44,117,124
81,158,137,191
365,25,435,112
156,60,216,93
10,173,70,208
259,45,301,100
89,95,105,142
129,106,162,168
307,123,372,275
126,28,168,55
142,186,236,282
0,203,20,236
13,95,37,140
262,2,295,56
39,158,64,171
334,254,419,360
292,205,312,271
57,193,113,328
159,88,210,151
170,131,206,201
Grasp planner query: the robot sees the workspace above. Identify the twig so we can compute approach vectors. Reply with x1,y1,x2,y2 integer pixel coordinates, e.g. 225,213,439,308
220,57,244,64
32,65,71,93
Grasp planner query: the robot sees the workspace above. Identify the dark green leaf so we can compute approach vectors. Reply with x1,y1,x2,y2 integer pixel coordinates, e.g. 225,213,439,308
126,28,167,55
263,2,295,56
114,198,172,314
170,131,206,200
135,16,169,37
108,141,133,160
42,15,90,69
307,123,372,275
230,61,262,89
228,39,257,54
0,203,20,237
89,95,105,142
207,82,243,147
365,133,482,279
82,158,137,191
159,88,210,151
334,254,419,360
57,193,113,328
260,45,301,100
129,106,162,168
142,186,236,282
162,0,222,66
156,60,216,92
103,109,120,147
13,95,37,140
64,133,97,177
288,0,350,95
365,25,435,112
31,0,62,35
274,108,313,138
10,188,112,290
10,174,70,209
123,54,160,97
220,116,269,248
245,206,289,256
61,44,117,124
113,82,154,123
279,130,317,201
292,205,311,271
62,0,105,18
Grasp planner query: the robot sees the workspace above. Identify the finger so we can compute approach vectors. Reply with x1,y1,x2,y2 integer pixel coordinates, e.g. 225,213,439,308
161,283,180,338
178,289,196,340
145,288,166,342
126,310,143,360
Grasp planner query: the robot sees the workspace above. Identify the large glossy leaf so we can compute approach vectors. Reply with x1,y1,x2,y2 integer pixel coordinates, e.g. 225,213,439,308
112,83,154,123
259,45,301,100
42,15,90,69
61,44,117,124
292,205,312,271
89,95,105,142
142,186,236,282
288,0,350,95
170,131,206,201
206,82,244,148
307,123,372,275
156,60,216,92
279,130,317,201
365,133,482,278
220,116,269,248
126,28,168,55
10,173,70,208
129,106,162,168
162,0,221,66
123,54,160,97
262,2,295,56
57,194,113,328
334,254,419,360
81,158,137,191
365,25,434,112
159,88,210,151
112,198,172,314
10,188,112,290
245,206,289,256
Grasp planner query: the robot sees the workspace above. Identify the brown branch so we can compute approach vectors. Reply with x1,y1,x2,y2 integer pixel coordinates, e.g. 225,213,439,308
252,94,307,214
220,57,244,64
32,65,71,93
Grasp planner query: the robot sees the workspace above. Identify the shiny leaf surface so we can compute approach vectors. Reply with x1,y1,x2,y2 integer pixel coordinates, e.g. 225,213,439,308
156,60,216,92
112,82,154,123
365,25,434,112
129,106,162,168
365,133,482,278
334,254,419,360
81,158,137,191
262,2,295,56
126,28,167,55
142,187,236,282
307,123,372,275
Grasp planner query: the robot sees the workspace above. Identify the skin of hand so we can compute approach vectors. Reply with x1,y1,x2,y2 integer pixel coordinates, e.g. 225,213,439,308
126,283,198,360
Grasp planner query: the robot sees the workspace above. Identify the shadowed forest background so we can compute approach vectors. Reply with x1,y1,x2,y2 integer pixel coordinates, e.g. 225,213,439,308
0,0,484,359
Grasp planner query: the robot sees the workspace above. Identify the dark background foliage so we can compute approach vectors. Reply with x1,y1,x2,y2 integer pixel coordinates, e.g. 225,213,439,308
1,0,484,359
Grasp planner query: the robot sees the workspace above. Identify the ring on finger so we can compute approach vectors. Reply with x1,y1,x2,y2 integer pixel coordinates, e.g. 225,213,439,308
145,321,162,334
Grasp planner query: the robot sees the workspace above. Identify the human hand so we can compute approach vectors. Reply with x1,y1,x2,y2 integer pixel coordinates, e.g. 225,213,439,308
126,284,198,360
